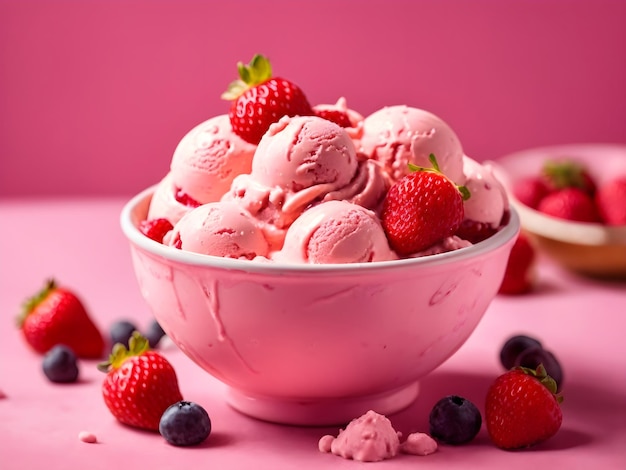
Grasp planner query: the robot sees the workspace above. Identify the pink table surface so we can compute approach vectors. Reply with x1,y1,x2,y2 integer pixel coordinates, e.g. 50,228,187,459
0,198,625,469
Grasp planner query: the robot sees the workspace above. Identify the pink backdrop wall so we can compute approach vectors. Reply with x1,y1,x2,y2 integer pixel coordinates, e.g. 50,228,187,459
1,0,625,197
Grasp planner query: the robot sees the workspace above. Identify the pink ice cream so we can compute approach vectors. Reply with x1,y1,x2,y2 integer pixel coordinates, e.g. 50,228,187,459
400,432,438,456
461,156,509,228
224,115,366,249
167,201,269,260
143,94,512,265
170,114,256,204
274,200,397,264
147,172,199,225
411,235,473,257
322,158,391,215
250,114,358,193
318,410,400,462
358,105,465,184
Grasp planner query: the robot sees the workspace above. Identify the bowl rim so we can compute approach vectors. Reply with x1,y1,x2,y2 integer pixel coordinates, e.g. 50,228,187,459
120,186,520,275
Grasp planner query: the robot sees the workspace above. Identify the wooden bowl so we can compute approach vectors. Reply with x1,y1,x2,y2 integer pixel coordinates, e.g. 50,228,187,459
493,143,626,279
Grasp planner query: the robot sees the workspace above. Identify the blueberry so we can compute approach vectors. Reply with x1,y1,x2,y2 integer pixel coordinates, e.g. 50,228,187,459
500,334,542,369
144,319,166,348
110,320,138,348
515,346,564,391
42,345,79,383
159,401,211,446
429,395,482,445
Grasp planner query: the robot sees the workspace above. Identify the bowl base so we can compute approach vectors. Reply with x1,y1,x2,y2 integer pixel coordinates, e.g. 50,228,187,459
226,381,420,426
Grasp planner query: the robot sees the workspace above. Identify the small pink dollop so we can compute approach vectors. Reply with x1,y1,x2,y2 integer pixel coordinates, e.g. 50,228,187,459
318,410,400,462
400,432,438,456
78,431,98,444
318,434,334,453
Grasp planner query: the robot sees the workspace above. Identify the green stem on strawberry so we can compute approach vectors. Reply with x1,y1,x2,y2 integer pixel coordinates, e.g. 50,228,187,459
516,364,564,404
97,331,150,373
408,153,471,201
16,278,57,327
543,159,589,191
221,54,273,101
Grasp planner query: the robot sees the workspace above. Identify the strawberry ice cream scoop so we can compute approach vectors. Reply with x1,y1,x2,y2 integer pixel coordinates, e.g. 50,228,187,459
251,115,358,191
148,173,198,226
462,156,509,228
223,115,360,249
318,410,401,462
170,114,256,204
168,201,269,259
274,200,397,264
358,105,465,184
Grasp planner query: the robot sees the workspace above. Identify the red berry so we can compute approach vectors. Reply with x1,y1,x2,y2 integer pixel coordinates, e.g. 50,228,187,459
537,187,601,223
542,159,597,195
174,187,201,208
382,155,466,255
314,108,353,128
456,219,498,244
485,365,563,449
139,218,174,243
595,176,626,226
498,232,536,295
222,54,313,145
17,279,105,358
99,332,183,431
512,176,550,209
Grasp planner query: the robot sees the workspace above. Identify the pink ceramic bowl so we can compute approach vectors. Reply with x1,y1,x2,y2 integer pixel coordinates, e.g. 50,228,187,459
120,187,520,425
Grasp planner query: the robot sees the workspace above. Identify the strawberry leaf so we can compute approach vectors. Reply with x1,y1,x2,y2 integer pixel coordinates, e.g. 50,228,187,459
407,154,471,201
17,278,56,327
542,159,590,191
248,54,272,83
222,54,273,100
515,364,564,404
428,153,441,172
97,331,150,372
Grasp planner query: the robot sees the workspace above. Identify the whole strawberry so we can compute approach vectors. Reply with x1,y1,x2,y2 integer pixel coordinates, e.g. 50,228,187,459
382,154,469,255
485,365,563,449
595,176,626,226
18,279,105,358
512,176,550,209
99,332,183,431
537,187,601,223
498,232,536,295
542,159,596,195
221,54,313,145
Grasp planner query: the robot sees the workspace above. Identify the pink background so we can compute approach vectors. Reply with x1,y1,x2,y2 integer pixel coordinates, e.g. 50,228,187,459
1,0,625,198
